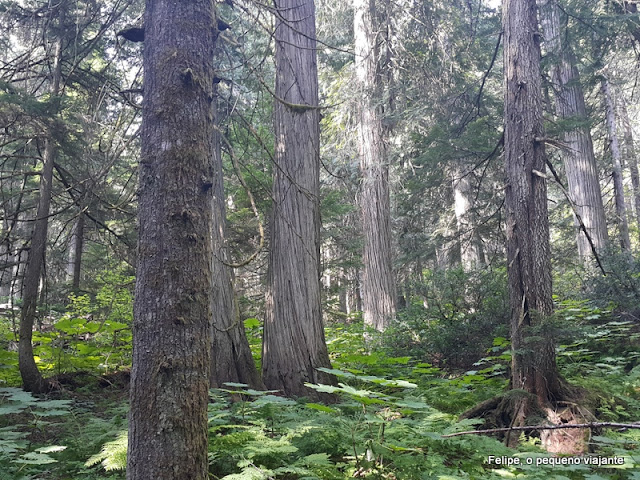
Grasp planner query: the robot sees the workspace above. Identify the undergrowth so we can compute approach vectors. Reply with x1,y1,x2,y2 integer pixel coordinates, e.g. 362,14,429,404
1,273,639,479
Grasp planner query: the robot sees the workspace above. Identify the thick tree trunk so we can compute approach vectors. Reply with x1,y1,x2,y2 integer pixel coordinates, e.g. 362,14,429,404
66,212,85,291
601,75,632,252
538,0,609,261
452,163,484,270
262,0,334,399
18,30,63,394
210,94,262,390
618,91,640,241
355,0,396,332
126,1,217,479
503,0,563,405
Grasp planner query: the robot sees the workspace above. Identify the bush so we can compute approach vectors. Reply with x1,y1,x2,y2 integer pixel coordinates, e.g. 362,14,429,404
384,267,509,370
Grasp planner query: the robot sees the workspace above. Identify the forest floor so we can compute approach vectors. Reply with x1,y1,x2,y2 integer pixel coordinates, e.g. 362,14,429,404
1,316,640,479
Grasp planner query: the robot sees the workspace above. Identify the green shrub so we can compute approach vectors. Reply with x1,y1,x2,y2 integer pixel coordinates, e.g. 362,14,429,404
384,267,509,370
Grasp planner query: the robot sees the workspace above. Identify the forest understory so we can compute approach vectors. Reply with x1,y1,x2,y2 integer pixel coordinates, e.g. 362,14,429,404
1,278,640,479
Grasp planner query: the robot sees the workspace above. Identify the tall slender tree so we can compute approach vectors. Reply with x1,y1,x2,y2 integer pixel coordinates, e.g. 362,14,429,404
354,0,396,332
618,89,640,239
126,0,217,477
66,212,85,291
601,74,631,252
453,162,484,269
210,85,262,389
18,8,63,393
262,0,334,398
538,0,609,262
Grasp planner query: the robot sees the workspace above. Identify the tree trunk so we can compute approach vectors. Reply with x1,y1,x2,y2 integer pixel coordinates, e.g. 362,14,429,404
18,27,63,394
453,162,484,270
210,90,262,390
538,0,609,261
66,212,85,291
126,1,217,478
355,0,396,332
601,75,632,252
262,0,334,399
618,90,640,241
0,221,14,299
503,0,563,405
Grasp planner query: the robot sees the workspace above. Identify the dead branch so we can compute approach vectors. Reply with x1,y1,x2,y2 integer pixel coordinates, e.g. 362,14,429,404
442,422,640,438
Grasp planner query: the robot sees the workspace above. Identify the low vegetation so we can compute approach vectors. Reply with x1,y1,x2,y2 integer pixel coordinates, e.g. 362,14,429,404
1,269,638,480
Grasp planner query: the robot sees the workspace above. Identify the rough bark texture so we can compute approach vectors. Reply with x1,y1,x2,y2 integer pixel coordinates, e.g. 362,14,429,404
355,0,396,332
453,163,484,270
601,75,632,252
210,94,263,390
18,31,62,394
0,219,15,298
538,0,609,261
67,213,85,291
262,0,334,399
126,1,216,479
503,0,563,405
619,91,640,241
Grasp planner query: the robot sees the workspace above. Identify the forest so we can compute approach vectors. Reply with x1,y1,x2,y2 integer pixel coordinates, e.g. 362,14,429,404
0,0,639,478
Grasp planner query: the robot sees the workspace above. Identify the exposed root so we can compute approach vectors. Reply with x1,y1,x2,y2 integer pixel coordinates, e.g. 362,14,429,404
460,387,595,454
540,405,595,455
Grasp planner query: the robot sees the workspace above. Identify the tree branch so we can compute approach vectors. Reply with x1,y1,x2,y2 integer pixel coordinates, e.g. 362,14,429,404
544,158,607,276
442,422,640,438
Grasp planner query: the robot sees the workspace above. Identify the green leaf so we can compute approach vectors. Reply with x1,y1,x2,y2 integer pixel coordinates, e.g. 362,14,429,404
0,388,37,404
316,367,357,378
305,402,336,413
0,405,27,415
304,383,342,394
35,399,72,410
244,318,260,329
250,395,296,407
37,445,67,453
35,409,71,417
13,452,58,465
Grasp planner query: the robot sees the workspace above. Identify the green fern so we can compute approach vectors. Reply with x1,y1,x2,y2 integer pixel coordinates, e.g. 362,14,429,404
85,431,128,471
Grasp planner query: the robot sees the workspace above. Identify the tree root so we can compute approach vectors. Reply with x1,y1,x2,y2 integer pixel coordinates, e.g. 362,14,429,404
460,387,595,454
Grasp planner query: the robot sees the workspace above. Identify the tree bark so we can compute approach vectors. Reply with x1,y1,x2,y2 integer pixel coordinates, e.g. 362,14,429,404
618,90,640,242
354,0,396,332
66,212,85,291
538,0,609,262
126,1,217,478
18,25,63,394
503,0,563,405
601,75,632,252
453,162,484,270
262,0,334,399
210,90,262,390
0,220,14,299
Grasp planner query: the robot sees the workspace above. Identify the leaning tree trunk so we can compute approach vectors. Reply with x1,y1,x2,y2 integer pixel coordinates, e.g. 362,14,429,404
538,0,609,261
503,0,565,406
354,0,396,332
18,29,63,394
262,0,334,399
210,91,262,390
452,162,484,270
126,1,217,478
601,75,632,253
